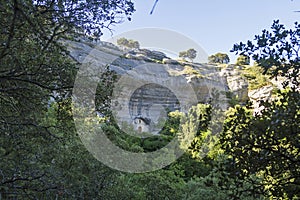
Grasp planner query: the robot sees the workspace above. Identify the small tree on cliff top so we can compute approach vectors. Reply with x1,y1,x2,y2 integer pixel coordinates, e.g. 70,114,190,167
117,37,140,49
179,48,197,62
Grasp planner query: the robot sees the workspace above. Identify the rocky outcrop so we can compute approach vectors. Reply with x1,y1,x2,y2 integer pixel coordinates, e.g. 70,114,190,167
248,85,274,113
67,39,231,133
126,49,168,62
220,65,249,103
162,58,180,65
67,38,296,132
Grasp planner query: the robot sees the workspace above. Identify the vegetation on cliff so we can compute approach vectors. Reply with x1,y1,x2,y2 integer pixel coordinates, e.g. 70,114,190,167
0,0,299,199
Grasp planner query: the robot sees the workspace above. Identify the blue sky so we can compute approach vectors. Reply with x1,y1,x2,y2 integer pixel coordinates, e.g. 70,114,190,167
102,0,300,63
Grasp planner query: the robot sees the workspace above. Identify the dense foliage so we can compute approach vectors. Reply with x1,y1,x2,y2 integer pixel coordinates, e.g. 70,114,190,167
179,48,197,62
228,20,299,199
208,52,230,64
0,0,134,198
0,0,299,198
236,55,250,66
117,37,140,49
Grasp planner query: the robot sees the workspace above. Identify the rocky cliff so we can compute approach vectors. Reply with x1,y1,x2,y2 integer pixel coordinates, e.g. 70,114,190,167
66,38,283,133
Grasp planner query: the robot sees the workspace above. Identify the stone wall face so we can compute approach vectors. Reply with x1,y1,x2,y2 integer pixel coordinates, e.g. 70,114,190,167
129,83,180,121
68,39,273,133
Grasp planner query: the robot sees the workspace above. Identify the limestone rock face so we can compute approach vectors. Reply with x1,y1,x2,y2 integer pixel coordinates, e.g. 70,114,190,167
66,39,240,132
126,48,168,61
248,85,273,102
110,63,204,134
248,85,274,114
67,38,300,134
148,50,168,61
162,58,180,65
220,65,249,103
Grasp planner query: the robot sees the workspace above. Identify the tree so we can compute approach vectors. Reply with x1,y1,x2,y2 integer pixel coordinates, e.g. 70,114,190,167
232,20,299,88
220,20,300,199
117,37,129,47
221,92,300,198
179,48,197,62
179,104,214,159
179,51,188,60
236,55,250,65
183,160,264,200
0,0,135,197
128,40,140,49
117,37,140,49
208,53,230,64
104,169,185,199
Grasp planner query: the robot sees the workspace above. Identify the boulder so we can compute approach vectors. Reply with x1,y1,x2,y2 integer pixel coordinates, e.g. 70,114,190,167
128,49,167,61
149,50,167,61
162,58,180,65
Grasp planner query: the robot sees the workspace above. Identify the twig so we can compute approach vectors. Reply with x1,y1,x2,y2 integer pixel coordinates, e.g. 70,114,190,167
150,0,159,15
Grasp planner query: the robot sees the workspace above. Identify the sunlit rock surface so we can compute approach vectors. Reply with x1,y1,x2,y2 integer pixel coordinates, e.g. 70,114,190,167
66,38,292,133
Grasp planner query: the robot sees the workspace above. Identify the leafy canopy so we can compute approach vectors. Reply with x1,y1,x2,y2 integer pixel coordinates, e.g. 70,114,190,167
221,20,300,199
208,53,230,64
179,48,197,62
0,0,135,197
117,37,140,49
232,20,299,88
236,55,250,66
